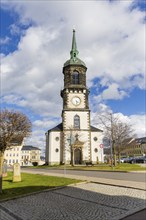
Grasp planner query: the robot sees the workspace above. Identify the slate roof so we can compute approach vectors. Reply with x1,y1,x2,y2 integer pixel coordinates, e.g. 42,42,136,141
90,125,103,132
136,137,146,144
47,123,102,133
47,123,63,133
22,145,41,151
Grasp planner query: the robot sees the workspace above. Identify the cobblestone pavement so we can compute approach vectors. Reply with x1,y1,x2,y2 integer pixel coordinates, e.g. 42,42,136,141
0,183,146,220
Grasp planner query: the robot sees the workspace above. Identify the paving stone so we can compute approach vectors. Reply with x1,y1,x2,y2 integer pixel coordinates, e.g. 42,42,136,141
0,183,145,220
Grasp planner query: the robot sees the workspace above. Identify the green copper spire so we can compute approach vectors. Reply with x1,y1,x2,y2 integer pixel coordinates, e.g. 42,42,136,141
63,29,86,67
70,29,79,60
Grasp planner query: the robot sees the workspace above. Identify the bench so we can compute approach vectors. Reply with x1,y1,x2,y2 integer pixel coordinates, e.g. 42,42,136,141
85,161,94,166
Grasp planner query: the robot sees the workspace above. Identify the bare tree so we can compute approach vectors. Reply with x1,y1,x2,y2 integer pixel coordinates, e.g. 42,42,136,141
0,109,32,193
96,112,135,166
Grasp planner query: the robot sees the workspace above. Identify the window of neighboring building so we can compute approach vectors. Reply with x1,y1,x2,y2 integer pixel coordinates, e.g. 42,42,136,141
9,159,11,164
17,154,19,157
16,159,18,163
74,115,80,129
13,154,15,156
13,159,15,163
22,156,23,159
72,71,79,84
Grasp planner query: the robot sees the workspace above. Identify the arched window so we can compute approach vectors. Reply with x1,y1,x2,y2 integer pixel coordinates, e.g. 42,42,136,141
72,71,79,84
74,115,80,129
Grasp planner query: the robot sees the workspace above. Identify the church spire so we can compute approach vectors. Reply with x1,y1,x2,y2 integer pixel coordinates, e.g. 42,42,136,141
70,29,79,60
63,29,86,67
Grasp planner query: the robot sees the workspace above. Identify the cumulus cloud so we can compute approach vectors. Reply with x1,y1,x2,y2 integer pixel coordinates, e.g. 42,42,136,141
94,83,128,101
1,0,145,149
91,104,146,138
0,36,10,45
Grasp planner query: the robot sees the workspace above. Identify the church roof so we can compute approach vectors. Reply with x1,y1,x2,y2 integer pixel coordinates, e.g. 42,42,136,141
47,123,102,133
64,29,86,68
47,123,63,133
90,125,103,132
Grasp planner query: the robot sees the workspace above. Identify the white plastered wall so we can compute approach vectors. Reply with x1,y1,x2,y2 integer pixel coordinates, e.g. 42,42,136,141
46,131,61,165
91,132,104,163
4,145,23,166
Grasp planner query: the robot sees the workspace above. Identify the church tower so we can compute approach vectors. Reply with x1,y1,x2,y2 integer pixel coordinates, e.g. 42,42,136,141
46,30,103,165
61,30,91,164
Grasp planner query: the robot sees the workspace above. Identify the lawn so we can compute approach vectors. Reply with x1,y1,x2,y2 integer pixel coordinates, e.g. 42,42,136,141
1,172,81,201
33,163,146,171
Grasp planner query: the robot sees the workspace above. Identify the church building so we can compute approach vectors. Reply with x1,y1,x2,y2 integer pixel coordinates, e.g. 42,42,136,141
45,30,103,165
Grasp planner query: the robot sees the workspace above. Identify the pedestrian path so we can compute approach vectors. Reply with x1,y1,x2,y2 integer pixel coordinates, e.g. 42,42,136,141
0,182,146,220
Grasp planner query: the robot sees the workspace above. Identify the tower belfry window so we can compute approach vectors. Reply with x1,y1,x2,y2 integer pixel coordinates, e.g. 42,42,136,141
72,71,79,84
74,115,80,129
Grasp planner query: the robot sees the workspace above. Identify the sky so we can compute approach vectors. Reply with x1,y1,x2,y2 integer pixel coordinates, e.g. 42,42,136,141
1,0,146,154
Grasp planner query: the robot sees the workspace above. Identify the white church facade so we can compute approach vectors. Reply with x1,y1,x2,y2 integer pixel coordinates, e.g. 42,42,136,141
45,30,104,165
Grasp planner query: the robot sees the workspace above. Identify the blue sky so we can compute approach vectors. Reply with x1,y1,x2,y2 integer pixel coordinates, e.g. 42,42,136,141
1,0,145,152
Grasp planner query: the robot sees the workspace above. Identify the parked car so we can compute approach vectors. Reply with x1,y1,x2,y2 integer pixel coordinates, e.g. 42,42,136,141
123,157,133,163
120,158,126,163
129,156,146,164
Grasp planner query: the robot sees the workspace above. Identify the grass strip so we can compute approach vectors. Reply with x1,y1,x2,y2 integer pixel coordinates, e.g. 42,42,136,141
1,172,81,201
31,163,146,171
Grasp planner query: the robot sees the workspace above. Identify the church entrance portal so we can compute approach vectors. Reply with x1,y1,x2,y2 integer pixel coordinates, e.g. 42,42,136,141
74,148,82,164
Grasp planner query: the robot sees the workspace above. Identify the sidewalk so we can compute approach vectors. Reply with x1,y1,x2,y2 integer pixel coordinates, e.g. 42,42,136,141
121,208,146,220
21,169,146,219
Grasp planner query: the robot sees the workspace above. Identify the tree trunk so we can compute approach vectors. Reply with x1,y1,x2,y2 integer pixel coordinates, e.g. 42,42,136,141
0,153,4,194
113,142,117,166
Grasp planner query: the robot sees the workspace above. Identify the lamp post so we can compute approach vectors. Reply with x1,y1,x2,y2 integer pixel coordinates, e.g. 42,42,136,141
67,136,74,166
110,139,113,169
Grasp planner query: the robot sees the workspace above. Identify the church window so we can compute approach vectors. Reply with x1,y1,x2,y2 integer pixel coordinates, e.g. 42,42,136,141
72,71,79,84
94,137,98,141
55,137,59,141
94,148,98,153
55,148,59,152
74,115,80,129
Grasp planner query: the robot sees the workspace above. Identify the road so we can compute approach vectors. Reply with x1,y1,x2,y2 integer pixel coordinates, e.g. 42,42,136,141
21,167,146,183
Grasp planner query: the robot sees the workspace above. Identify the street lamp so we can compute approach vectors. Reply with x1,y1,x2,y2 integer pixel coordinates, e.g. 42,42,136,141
67,136,74,166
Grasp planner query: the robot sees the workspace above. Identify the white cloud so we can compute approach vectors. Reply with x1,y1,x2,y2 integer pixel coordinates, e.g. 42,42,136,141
91,104,145,138
0,36,10,45
95,83,128,101
129,114,146,137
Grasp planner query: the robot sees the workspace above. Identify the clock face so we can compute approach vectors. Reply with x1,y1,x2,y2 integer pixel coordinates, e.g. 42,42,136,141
72,97,81,106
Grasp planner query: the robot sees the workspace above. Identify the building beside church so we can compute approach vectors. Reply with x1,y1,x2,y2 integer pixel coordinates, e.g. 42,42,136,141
45,30,103,165
4,144,42,167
